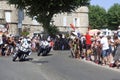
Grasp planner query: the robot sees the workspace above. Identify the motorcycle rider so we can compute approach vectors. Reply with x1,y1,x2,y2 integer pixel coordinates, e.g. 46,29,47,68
38,38,50,56
12,37,32,61
20,37,32,55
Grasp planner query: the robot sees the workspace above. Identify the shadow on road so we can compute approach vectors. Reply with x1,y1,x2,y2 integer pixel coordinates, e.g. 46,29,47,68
25,58,33,61
13,58,33,62
37,53,53,57
42,54,53,56
31,60,49,64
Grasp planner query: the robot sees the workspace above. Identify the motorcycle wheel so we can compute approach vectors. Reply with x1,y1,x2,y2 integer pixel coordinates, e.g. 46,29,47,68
37,50,41,56
19,54,24,61
12,53,17,61
42,50,47,56
37,52,40,56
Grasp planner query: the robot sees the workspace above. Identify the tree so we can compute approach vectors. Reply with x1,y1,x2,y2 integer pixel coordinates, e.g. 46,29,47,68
107,3,120,30
21,27,29,37
89,5,107,29
7,0,90,35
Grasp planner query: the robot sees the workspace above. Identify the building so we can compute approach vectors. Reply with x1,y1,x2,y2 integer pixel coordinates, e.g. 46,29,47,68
53,6,89,34
0,0,89,37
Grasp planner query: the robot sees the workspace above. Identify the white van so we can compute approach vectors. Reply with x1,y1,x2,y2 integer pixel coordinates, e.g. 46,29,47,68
100,29,113,36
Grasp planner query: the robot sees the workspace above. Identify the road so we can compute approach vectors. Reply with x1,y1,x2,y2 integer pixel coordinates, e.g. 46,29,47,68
0,50,120,80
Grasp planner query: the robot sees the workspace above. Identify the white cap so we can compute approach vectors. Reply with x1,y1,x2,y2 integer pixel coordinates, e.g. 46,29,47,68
99,34,103,37
72,32,77,36
70,35,75,40
27,39,31,41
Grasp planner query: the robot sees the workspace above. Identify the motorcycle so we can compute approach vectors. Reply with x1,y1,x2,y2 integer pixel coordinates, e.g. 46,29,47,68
37,44,51,56
12,42,32,61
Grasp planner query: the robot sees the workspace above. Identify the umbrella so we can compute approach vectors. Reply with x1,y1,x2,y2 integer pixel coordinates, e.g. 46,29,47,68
88,29,100,36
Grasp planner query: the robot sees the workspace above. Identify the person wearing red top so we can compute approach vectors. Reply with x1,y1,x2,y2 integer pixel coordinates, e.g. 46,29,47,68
85,32,92,45
85,32,92,60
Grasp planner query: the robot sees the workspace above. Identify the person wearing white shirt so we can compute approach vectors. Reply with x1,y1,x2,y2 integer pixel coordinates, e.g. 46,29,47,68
38,39,50,56
40,40,49,48
100,35,109,65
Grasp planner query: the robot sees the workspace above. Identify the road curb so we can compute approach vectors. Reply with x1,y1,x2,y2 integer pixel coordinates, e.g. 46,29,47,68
80,59,120,72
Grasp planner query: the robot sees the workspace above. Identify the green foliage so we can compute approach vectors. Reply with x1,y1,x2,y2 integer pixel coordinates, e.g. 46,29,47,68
21,27,29,37
7,0,90,34
89,5,107,29
47,25,59,36
89,3,120,30
107,3,120,30
21,31,29,37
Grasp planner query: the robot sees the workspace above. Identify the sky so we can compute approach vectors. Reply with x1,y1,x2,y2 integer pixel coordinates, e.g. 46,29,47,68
90,0,120,10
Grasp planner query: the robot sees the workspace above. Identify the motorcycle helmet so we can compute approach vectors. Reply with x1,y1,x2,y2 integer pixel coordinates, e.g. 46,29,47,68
27,39,31,43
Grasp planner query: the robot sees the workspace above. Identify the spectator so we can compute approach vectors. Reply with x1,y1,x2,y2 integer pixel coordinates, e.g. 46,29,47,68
0,38,3,56
107,36,114,65
31,37,37,52
85,32,92,60
100,34,109,65
73,37,80,59
113,35,120,68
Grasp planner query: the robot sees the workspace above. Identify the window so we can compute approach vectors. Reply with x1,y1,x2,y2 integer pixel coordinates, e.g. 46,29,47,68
0,9,4,19
5,11,11,22
63,16,66,26
73,18,80,27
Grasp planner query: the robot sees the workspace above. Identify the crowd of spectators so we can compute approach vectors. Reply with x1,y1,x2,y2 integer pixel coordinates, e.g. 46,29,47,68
0,33,54,56
69,31,120,69
0,32,120,69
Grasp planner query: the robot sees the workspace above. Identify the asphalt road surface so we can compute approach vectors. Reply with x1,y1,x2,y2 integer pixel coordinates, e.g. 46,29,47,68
0,50,120,80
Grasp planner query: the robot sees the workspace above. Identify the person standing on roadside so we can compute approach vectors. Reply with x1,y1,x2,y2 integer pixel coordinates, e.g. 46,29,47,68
0,38,3,56
100,34,109,65
85,32,92,60
73,37,80,59
113,35,120,68
107,36,114,65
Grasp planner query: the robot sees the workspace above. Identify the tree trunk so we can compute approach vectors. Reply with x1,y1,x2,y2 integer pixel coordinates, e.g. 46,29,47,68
41,13,54,34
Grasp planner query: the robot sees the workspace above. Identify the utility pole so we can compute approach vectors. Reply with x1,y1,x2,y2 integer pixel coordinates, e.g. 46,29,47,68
18,8,24,36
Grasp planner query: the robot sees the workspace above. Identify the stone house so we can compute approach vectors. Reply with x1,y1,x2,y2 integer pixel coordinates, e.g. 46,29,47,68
0,0,89,37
